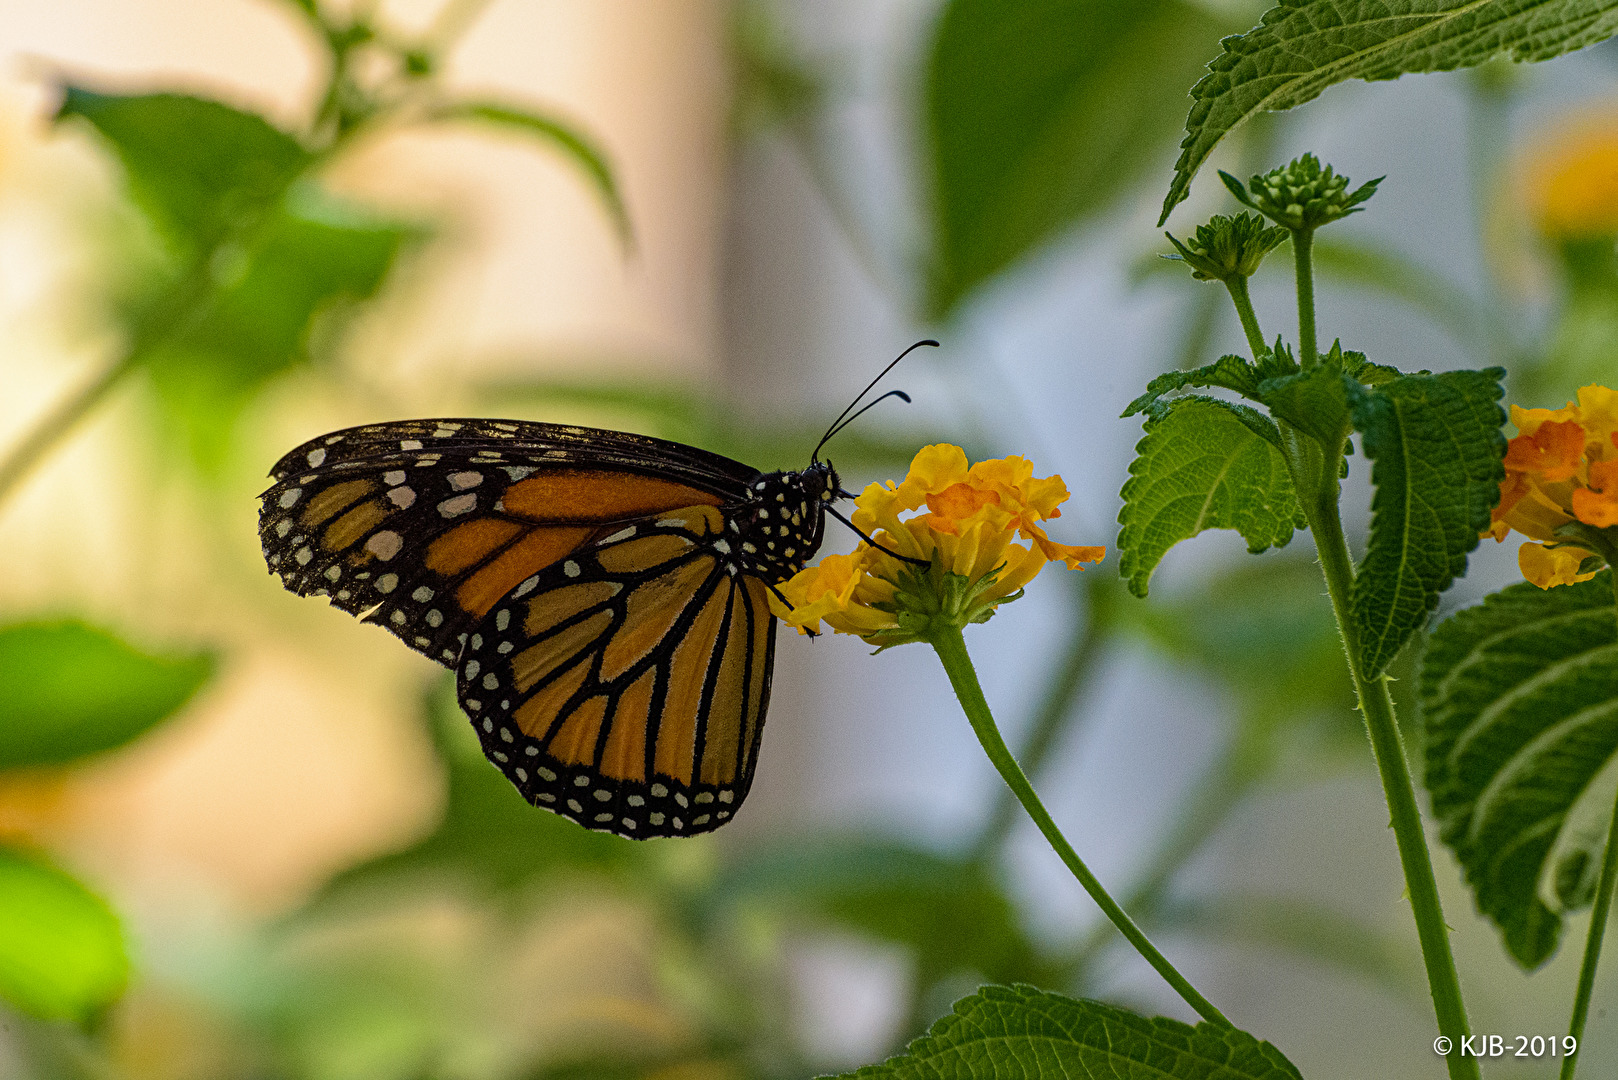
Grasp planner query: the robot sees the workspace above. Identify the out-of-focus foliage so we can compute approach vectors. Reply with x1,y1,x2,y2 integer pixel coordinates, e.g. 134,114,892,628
0,847,127,1023
925,0,1232,318
0,622,213,769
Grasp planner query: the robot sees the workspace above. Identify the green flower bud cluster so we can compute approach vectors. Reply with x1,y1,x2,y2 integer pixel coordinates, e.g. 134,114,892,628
1220,154,1381,232
1163,212,1288,283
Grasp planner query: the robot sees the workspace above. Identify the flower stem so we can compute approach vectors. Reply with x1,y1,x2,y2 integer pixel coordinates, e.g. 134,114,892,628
1292,227,1317,367
1560,569,1618,1080
1223,275,1268,361
1285,436,1478,1080
928,623,1230,1028
0,352,141,509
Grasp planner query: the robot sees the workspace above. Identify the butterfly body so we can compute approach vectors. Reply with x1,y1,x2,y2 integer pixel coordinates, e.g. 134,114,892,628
260,418,840,838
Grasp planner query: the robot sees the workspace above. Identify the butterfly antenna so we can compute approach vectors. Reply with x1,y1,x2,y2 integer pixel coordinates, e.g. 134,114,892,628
812,339,938,461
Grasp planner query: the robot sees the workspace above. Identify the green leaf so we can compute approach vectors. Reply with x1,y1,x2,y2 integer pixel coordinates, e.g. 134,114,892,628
716,836,1040,985
829,984,1302,1079
1312,236,1490,353
1257,365,1354,450
143,191,413,470
1159,0,1618,224
1157,896,1425,1001
0,622,214,770
1122,355,1263,419
1347,368,1506,678
57,87,310,252
0,846,128,1022
1422,571,1618,969
432,102,630,248
318,677,640,900
926,0,1229,318
1118,397,1305,598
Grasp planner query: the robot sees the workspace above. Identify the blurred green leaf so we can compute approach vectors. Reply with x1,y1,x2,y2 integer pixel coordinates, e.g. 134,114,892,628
716,835,1041,985
143,191,415,470
833,984,1302,1079
1157,896,1425,1002
925,0,1229,319
1423,571,1618,969
432,102,630,248
0,845,127,1023
478,377,939,476
1117,396,1304,598
320,678,641,900
1160,0,1618,224
56,87,309,253
1311,237,1489,353
0,621,214,770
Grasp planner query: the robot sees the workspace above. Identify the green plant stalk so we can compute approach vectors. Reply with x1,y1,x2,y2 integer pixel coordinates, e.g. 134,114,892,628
1283,433,1478,1080
1560,566,1618,1080
970,572,1109,862
1293,228,1318,367
1224,275,1269,360
928,622,1230,1028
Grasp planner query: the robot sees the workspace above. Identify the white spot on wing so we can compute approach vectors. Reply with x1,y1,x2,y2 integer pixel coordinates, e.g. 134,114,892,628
279,488,302,508
502,466,535,481
412,586,434,602
387,487,416,508
366,531,403,560
448,471,484,490
383,470,406,485
513,575,540,598
602,526,636,544
563,561,581,578
438,493,477,517
306,448,326,467
377,573,398,593
400,439,423,450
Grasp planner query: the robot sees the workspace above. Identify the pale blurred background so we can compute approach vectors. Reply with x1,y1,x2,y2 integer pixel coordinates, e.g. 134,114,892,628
1,2,1617,1078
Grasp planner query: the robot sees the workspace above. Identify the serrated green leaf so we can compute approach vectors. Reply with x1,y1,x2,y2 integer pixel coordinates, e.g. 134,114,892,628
1422,571,1618,969
143,192,413,470
1258,366,1354,449
1118,397,1305,598
1159,0,1618,224
715,836,1040,985
1123,355,1262,419
0,622,215,770
433,102,630,247
828,984,1302,1079
927,0,1230,318
1347,369,1506,677
0,846,128,1022
57,88,309,252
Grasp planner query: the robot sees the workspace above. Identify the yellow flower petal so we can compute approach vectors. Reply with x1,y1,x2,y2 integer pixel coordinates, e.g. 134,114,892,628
1518,542,1599,589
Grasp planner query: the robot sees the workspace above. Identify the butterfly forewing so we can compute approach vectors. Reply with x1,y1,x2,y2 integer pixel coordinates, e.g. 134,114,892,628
259,420,756,665
261,418,835,839
457,505,775,837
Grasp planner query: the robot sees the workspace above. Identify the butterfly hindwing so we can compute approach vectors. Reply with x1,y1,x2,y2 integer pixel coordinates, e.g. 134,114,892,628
259,420,755,665
456,505,775,837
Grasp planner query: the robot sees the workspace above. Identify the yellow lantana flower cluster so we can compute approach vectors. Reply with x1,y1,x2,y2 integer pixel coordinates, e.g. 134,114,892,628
770,444,1105,641
1523,120,1618,239
1488,384,1618,588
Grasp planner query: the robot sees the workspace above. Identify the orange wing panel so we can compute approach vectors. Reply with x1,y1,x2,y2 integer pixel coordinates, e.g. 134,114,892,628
502,471,722,523
427,518,524,575
549,695,610,767
512,659,591,740
599,669,655,782
699,586,748,786
456,525,592,616
652,585,730,786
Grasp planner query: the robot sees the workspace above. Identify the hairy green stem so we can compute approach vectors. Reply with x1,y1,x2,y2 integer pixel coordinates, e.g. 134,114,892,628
1560,568,1618,1080
928,623,1230,1028
970,574,1109,862
1281,427,1477,1080
1293,228,1317,367
0,353,140,508
1223,275,1268,361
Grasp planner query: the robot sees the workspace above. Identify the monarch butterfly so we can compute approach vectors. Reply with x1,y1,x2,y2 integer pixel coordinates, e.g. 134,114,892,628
259,344,934,839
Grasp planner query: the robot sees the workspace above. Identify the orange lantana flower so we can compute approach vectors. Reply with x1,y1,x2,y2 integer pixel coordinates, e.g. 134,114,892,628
1489,384,1618,587
770,445,1104,641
